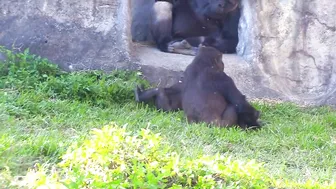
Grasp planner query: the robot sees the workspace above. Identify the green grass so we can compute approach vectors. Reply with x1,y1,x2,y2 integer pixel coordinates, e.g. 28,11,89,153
0,47,336,188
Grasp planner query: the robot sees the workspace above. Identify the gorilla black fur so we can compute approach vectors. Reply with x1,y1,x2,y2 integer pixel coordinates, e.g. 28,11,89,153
134,82,183,112
182,45,261,128
151,0,240,55
134,45,261,129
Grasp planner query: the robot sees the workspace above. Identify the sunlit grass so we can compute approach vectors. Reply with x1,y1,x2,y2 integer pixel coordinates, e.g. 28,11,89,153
1,46,336,188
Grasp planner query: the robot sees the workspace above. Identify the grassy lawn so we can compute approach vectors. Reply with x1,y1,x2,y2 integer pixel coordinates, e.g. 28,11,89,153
0,47,336,188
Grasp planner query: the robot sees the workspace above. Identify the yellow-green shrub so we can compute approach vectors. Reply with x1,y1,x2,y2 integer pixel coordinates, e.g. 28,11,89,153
6,124,336,189
15,124,274,188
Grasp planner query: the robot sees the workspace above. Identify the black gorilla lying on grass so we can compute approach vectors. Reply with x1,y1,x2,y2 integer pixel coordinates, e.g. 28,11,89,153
135,44,261,129
135,81,183,112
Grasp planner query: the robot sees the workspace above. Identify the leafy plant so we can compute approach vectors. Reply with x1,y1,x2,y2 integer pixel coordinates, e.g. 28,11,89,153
9,124,336,189
0,47,62,89
12,124,274,189
0,46,150,106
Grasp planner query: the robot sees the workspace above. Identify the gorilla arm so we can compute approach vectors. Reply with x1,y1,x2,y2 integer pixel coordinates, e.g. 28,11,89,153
207,72,246,111
208,72,262,128
214,7,240,53
150,1,174,52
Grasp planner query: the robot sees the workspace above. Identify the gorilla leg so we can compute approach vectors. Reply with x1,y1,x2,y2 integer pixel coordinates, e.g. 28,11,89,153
156,82,182,111
150,1,173,52
219,104,238,127
167,35,236,56
167,36,210,56
166,34,239,55
167,36,218,56
167,39,198,56
134,85,159,103
134,86,172,111
202,103,238,128
134,83,182,112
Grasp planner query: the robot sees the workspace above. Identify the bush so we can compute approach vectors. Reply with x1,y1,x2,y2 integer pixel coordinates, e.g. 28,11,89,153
0,47,150,106
0,47,62,89
13,124,274,189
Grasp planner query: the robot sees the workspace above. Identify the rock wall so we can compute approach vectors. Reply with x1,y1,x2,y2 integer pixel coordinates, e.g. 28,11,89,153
237,0,336,105
0,0,134,71
0,0,335,106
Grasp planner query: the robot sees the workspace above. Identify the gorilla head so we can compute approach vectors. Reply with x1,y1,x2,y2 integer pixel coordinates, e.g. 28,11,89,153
196,44,224,71
194,0,239,19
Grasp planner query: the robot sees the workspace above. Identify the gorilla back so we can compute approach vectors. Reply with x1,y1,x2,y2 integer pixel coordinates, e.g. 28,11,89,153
151,0,240,55
182,45,237,127
182,45,261,128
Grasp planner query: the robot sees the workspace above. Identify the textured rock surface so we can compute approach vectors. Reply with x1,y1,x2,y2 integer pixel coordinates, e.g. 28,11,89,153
0,0,134,71
1,0,335,106
237,0,336,105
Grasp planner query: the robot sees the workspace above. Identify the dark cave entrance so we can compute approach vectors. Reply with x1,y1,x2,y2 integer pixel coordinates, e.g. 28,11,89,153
129,0,252,59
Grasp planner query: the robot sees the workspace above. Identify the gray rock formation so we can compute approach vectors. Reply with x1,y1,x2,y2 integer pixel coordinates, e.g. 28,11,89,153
0,0,335,106
237,0,336,105
0,0,134,71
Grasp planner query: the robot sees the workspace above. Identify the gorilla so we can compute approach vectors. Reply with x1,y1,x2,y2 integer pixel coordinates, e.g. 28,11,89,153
134,44,261,129
133,39,224,113
182,45,261,129
151,0,240,55
134,81,183,112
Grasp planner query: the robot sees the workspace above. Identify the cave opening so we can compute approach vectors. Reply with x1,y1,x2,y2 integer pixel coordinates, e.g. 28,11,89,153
130,0,252,61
